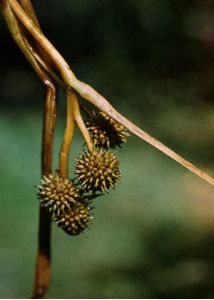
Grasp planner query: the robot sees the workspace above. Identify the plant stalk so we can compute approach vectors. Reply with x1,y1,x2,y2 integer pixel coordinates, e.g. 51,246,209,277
0,1,58,297
59,87,75,178
72,95,93,152
32,83,57,299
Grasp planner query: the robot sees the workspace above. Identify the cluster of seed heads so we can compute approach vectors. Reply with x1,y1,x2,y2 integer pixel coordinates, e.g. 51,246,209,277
37,109,129,236
74,110,129,194
37,174,93,235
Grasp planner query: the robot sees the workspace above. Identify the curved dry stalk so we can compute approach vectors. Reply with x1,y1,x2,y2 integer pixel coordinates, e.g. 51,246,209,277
33,51,65,88
59,88,75,177
8,0,75,77
72,95,93,152
18,0,55,73
0,0,45,80
18,0,40,27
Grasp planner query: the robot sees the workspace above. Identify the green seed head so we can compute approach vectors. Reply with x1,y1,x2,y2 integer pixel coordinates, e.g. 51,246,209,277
75,150,121,192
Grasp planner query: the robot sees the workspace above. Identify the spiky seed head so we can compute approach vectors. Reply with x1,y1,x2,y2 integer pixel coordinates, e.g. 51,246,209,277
75,150,121,192
86,111,130,149
37,174,80,216
55,202,92,235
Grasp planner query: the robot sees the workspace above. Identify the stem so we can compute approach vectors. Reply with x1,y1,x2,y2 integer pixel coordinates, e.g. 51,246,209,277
18,0,56,76
0,2,58,297
73,96,93,152
7,0,214,186
59,87,75,177
7,0,76,79
0,0,45,80
41,82,57,176
32,82,57,299
18,0,40,28
33,51,65,88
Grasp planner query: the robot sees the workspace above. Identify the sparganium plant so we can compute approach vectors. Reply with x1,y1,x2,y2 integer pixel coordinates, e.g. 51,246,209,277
0,0,213,298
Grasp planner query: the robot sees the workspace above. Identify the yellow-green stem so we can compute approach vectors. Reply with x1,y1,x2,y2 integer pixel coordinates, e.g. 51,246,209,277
59,87,75,177
0,0,45,79
18,0,40,27
72,96,93,152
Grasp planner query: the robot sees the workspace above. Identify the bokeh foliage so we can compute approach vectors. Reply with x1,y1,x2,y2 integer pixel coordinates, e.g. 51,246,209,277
0,0,214,298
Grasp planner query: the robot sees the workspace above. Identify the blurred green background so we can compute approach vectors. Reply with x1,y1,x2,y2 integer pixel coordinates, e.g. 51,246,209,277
0,0,214,298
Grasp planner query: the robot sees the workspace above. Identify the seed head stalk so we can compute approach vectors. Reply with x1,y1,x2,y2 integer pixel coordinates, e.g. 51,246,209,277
72,95,94,152
59,88,75,178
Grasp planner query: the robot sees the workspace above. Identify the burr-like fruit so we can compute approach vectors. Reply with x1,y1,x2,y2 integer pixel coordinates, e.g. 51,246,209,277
55,202,92,235
37,174,80,216
75,150,121,192
86,111,130,149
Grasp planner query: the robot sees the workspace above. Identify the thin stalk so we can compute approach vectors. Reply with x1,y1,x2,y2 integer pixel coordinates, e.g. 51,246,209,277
72,95,93,152
33,82,57,299
8,0,76,80
18,0,40,27
59,87,75,177
0,2,58,297
8,3,59,297
0,0,45,80
18,0,56,85
33,51,65,88
41,83,57,175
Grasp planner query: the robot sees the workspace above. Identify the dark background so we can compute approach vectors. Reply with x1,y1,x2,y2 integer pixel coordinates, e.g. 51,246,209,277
0,0,214,298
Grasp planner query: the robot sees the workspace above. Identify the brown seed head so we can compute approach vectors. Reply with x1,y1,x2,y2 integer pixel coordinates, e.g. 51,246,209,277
55,202,92,235
75,150,121,192
86,111,130,149
37,174,80,216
